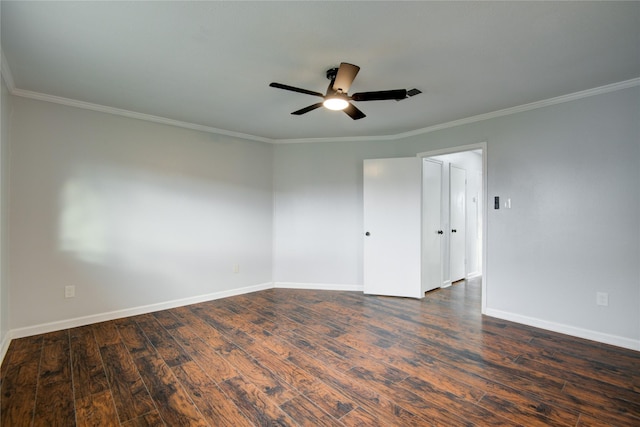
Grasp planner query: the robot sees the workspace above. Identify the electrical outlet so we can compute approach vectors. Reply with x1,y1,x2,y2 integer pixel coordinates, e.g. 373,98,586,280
596,292,608,306
233,264,240,274
65,285,75,298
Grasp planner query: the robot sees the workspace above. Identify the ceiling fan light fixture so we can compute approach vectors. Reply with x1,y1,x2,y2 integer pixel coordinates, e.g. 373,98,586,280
323,96,349,111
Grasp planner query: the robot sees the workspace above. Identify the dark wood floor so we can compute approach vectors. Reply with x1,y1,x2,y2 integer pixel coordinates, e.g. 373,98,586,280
1,278,639,426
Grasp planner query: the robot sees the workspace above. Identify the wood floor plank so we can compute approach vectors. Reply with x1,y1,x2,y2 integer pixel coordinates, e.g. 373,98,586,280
192,303,265,351
134,314,192,367
219,375,297,426
332,301,523,365
32,379,76,427
530,334,640,371
444,348,638,427
338,405,389,427
516,354,640,421
402,351,580,426
188,302,303,405
70,325,109,399
561,381,640,424
32,331,75,426
133,352,207,426
215,337,299,405
575,412,624,427
37,330,71,386
279,394,344,426
120,410,165,427
289,327,374,371
242,334,357,420
152,310,183,329
286,350,431,426
76,390,120,427
170,306,229,348
0,353,40,426
99,342,156,423
344,364,507,427
430,342,568,397
92,321,123,347
190,303,237,335
168,325,239,382
1,335,43,371
303,294,476,357
171,360,253,427
276,327,355,373
115,317,157,360
520,348,637,390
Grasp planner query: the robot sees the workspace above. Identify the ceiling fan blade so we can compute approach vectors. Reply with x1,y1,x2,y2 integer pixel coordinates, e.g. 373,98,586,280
270,82,324,98
291,102,324,115
351,89,407,101
343,103,366,120
332,63,360,94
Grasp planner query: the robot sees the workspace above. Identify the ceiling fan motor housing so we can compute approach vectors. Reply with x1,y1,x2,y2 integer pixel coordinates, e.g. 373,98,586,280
326,68,339,81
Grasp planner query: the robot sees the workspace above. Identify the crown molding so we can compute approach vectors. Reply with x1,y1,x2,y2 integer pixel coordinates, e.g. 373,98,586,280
6,71,638,145
0,49,16,92
10,88,274,144
273,77,640,143
2,47,272,142
390,77,640,141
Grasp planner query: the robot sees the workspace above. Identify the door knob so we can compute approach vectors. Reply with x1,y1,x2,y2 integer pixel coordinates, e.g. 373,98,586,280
451,229,457,233
365,231,370,236
437,230,443,234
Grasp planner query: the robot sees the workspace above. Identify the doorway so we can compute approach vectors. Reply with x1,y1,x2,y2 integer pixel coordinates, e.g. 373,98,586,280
418,143,486,310
362,143,487,311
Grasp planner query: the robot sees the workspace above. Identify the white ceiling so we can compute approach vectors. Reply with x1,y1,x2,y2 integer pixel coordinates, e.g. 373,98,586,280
2,1,639,142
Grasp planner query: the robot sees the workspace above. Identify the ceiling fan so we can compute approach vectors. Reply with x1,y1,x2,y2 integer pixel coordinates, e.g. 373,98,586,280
269,62,420,120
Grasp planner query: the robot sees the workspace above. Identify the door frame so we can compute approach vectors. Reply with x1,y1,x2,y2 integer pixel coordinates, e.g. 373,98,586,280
416,142,488,314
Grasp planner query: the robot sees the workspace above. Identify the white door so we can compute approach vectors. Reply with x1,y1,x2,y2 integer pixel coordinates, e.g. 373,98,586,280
450,165,466,282
363,157,423,298
422,159,443,292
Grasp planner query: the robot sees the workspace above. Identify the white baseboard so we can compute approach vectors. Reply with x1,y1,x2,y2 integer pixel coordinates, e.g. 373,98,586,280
4,283,637,367
484,308,640,352
2,281,365,365
274,282,363,292
441,280,452,288
0,331,11,364
9,282,274,340
466,272,482,280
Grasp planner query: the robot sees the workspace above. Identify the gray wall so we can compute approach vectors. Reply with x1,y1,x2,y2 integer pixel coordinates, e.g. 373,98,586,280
8,97,273,331
273,86,640,348
4,82,639,351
